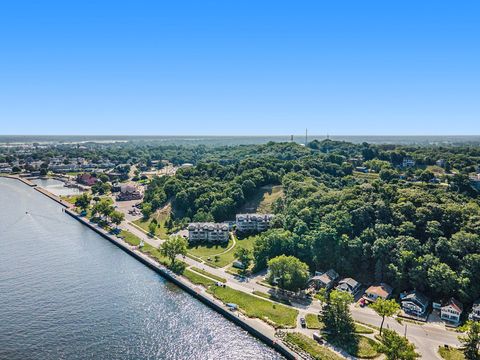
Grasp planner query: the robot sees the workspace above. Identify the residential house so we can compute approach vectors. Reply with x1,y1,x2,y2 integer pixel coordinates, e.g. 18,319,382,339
236,213,274,233
470,174,480,190
188,223,230,243
468,300,480,321
402,158,416,167
308,269,339,291
441,298,463,324
364,283,393,302
400,290,430,317
335,278,361,295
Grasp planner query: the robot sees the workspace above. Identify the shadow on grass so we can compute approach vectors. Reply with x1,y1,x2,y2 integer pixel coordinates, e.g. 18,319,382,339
168,261,187,275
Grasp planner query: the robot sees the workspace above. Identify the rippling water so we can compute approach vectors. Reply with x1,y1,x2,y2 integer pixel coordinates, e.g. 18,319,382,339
31,178,82,196
0,178,282,360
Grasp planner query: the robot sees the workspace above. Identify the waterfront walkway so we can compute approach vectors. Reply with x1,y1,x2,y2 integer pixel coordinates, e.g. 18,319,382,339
17,174,462,360
120,219,461,360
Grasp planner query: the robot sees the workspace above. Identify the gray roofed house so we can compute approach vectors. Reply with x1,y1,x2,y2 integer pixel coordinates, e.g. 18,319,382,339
400,290,430,317
308,269,339,290
335,277,361,295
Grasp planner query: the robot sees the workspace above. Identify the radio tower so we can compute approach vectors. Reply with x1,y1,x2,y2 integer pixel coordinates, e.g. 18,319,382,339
305,128,308,145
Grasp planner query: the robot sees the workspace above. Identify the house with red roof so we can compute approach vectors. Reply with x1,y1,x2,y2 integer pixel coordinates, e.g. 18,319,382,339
440,298,463,324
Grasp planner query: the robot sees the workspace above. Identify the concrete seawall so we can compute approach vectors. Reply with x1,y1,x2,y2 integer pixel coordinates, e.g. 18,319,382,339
34,186,74,208
1,174,37,187
63,208,297,359
3,173,298,359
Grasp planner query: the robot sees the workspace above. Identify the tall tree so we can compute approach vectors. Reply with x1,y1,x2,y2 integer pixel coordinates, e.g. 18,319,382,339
323,290,355,346
75,193,91,211
370,298,400,335
460,321,480,360
267,255,309,292
159,236,187,266
234,247,252,275
110,211,125,228
377,329,419,360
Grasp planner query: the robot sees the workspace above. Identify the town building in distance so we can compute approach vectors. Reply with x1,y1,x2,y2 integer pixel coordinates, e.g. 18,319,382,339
116,184,143,201
188,222,230,243
235,213,274,234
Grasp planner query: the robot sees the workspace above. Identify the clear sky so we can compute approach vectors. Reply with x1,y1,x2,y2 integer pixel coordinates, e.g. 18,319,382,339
1,1,479,136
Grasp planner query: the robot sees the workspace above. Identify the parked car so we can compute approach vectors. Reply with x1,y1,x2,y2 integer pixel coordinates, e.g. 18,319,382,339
313,332,323,344
300,318,306,328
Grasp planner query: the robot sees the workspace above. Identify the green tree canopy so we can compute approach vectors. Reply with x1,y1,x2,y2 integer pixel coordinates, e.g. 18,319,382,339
267,255,309,291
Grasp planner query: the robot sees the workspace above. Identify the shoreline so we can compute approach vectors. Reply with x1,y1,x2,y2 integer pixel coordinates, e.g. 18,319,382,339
4,175,298,360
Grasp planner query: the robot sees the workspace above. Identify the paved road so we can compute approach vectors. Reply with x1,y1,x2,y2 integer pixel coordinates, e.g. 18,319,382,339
119,219,461,359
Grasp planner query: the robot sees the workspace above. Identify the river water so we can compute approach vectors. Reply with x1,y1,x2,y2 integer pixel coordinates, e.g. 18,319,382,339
0,178,282,360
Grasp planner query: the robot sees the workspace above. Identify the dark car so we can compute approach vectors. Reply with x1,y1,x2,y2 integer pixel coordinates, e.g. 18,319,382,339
300,317,306,328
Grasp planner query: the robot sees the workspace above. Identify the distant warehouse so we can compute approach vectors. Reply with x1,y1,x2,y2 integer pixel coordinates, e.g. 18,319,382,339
188,223,230,243
235,213,274,234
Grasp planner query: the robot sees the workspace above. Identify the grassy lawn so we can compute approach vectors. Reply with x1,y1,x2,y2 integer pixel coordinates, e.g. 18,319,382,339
60,194,82,205
353,171,379,180
207,286,298,328
188,238,233,258
336,336,379,359
304,314,372,334
305,313,323,330
191,267,226,283
240,185,284,213
196,234,257,268
354,323,374,334
183,269,216,287
133,204,171,238
120,230,141,246
252,291,292,306
283,332,343,360
439,346,465,360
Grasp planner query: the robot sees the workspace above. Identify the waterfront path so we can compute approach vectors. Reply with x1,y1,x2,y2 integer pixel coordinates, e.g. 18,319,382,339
120,219,461,360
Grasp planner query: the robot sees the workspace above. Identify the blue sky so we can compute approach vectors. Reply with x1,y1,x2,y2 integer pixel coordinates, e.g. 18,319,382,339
0,1,479,135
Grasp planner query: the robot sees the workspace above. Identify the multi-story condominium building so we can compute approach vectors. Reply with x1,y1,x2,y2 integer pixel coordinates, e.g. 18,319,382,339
188,223,229,243
235,213,274,233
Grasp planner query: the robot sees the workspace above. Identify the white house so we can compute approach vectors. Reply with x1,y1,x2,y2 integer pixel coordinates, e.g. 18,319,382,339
468,300,480,321
402,158,416,167
440,298,463,324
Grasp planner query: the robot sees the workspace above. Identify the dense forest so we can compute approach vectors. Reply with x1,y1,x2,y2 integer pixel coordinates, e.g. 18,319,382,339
141,140,480,306
3,139,480,305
